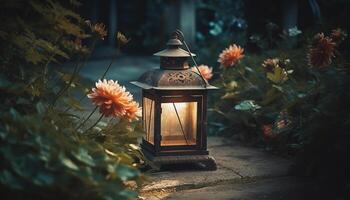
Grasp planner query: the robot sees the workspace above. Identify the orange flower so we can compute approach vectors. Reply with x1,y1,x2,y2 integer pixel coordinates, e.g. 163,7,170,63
330,28,347,45
90,22,107,40
191,65,213,81
87,79,140,121
308,33,336,68
85,20,107,40
262,124,274,139
218,44,244,68
125,101,142,122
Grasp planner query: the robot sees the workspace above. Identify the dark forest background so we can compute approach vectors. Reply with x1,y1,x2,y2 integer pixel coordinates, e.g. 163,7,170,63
76,0,350,55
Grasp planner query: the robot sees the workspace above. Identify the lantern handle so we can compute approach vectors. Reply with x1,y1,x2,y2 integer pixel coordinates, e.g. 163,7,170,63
174,29,209,87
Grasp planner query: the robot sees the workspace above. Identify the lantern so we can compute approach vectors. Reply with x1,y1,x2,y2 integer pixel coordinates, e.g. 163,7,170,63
131,31,218,170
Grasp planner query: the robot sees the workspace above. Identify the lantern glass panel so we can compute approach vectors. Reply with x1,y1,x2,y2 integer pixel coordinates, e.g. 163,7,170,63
143,97,154,144
161,102,197,146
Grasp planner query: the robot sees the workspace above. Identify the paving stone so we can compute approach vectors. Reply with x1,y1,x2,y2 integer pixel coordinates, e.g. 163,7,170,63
141,137,292,194
142,167,240,192
207,136,230,148
209,140,292,178
164,176,315,200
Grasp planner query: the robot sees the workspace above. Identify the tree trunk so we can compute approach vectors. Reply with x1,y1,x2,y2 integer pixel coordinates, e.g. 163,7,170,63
180,0,196,48
108,0,118,46
282,0,298,47
162,0,196,47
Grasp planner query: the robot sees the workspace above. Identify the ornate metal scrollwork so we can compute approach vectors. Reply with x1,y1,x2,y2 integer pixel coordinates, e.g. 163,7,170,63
166,71,196,85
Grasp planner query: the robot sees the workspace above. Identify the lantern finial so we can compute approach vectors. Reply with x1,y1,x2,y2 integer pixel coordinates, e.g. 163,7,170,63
166,31,183,46
154,31,195,58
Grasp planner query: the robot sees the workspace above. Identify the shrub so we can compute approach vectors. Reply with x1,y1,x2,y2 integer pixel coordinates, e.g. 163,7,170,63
0,1,144,199
207,27,350,195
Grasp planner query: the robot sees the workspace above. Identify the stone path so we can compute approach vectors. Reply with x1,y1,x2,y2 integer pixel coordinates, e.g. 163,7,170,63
139,137,314,200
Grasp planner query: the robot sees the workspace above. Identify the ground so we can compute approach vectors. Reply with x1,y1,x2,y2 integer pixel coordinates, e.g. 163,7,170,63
139,137,314,200
68,49,314,200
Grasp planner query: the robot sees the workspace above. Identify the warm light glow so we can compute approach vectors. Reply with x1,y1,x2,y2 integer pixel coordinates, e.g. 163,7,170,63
161,102,197,146
143,97,154,144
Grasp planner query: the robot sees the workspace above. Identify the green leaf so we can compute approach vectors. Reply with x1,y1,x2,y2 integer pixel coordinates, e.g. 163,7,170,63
72,148,95,167
9,108,21,121
261,88,282,106
272,84,284,92
59,153,79,171
266,66,288,84
36,102,46,114
34,172,54,186
221,92,238,100
119,189,138,199
0,170,23,190
245,66,254,72
234,100,261,111
115,165,139,181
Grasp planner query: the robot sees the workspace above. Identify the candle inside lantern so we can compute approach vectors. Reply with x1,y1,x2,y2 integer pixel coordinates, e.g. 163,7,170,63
160,102,197,146
143,97,198,146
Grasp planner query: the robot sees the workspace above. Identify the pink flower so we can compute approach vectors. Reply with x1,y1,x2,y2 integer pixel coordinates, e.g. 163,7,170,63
191,65,213,81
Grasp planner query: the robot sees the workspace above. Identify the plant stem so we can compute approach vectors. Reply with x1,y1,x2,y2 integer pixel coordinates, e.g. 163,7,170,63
100,46,119,79
73,52,118,125
83,113,104,134
43,54,55,81
65,42,119,114
237,69,255,88
75,106,98,131
212,108,230,119
43,35,63,82
220,67,227,86
52,39,97,109
69,35,120,132
51,59,81,107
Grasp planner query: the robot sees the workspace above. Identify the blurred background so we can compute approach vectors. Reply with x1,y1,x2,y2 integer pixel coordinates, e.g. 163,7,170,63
76,0,350,54
70,0,350,99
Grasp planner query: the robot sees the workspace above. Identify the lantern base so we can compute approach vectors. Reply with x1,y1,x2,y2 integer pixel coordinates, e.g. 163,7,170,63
142,149,217,171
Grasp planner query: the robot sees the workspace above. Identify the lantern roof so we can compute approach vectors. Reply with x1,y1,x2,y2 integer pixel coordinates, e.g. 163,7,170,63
131,30,217,90
131,68,217,90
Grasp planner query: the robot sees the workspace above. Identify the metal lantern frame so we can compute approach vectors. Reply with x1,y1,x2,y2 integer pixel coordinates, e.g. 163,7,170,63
131,31,218,170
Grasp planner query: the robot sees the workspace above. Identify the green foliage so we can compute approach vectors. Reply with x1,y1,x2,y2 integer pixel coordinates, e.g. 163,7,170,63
207,26,350,194
211,43,349,150
0,0,143,199
0,111,141,199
